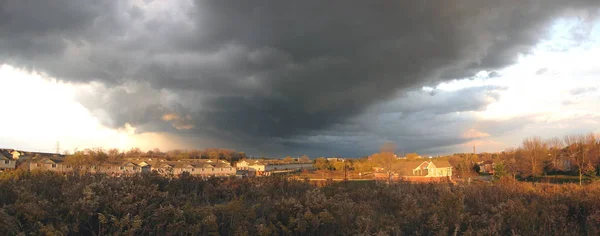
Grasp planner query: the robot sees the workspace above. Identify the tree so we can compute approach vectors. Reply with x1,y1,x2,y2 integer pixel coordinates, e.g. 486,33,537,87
521,137,548,177
565,135,587,185
88,148,109,164
584,133,599,178
499,148,519,178
108,148,124,161
126,148,143,157
370,152,397,183
493,162,508,181
314,158,331,170
331,161,346,171
65,151,89,170
545,137,563,174
299,155,310,162
208,151,220,160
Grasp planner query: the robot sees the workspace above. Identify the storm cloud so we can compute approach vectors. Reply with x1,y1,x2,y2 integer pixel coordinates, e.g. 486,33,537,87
1,0,599,155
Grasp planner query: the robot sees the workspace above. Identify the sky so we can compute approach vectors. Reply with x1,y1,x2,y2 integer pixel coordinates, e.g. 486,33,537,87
1,0,599,157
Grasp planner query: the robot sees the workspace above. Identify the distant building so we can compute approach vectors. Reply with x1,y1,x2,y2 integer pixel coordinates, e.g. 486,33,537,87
236,160,250,170
478,160,495,174
240,159,314,176
27,157,150,176
373,160,453,182
23,156,235,177
129,158,235,177
0,151,17,171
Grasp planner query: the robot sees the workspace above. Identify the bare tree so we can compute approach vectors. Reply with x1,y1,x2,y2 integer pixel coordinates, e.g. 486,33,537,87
546,137,563,174
501,148,519,178
585,133,599,176
521,137,547,177
565,135,590,185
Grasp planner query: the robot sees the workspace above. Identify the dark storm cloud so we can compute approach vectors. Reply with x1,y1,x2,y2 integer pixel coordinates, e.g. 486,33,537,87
1,0,599,155
261,86,517,157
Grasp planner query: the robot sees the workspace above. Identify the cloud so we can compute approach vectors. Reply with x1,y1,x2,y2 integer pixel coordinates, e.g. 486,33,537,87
536,68,549,75
2,0,600,155
162,113,195,130
570,86,598,95
462,129,491,139
161,113,180,121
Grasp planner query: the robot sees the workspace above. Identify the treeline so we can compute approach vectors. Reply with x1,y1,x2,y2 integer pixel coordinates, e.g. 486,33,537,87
63,148,247,163
451,133,600,184
3,171,600,235
311,132,600,184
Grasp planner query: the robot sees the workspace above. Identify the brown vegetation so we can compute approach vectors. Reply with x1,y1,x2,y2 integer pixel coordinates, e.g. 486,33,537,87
3,171,600,235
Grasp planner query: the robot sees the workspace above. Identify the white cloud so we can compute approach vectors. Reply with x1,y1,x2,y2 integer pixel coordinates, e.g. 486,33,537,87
0,64,189,153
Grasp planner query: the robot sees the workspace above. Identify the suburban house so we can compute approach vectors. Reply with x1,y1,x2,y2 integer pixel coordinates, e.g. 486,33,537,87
0,151,17,171
236,160,250,170
478,160,495,174
128,158,236,177
241,159,314,176
27,157,151,176
374,160,453,182
28,157,72,172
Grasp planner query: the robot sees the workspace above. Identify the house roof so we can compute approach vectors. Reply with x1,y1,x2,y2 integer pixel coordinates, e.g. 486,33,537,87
431,160,452,168
393,160,430,176
173,163,194,169
0,152,11,161
30,156,65,164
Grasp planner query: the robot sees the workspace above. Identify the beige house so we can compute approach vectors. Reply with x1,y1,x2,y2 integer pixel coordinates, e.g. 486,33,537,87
28,157,73,172
128,158,236,177
236,160,250,170
374,160,453,182
244,159,314,176
28,158,149,176
24,156,234,177
0,152,17,171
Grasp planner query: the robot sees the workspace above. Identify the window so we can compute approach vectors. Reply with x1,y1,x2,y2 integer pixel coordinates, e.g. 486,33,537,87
220,168,223,171
202,168,205,171
4,160,9,164
51,164,57,168
192,168,195,171
120,166,124,170
66,165,72,168
212,168,214,171
107,166,111,170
